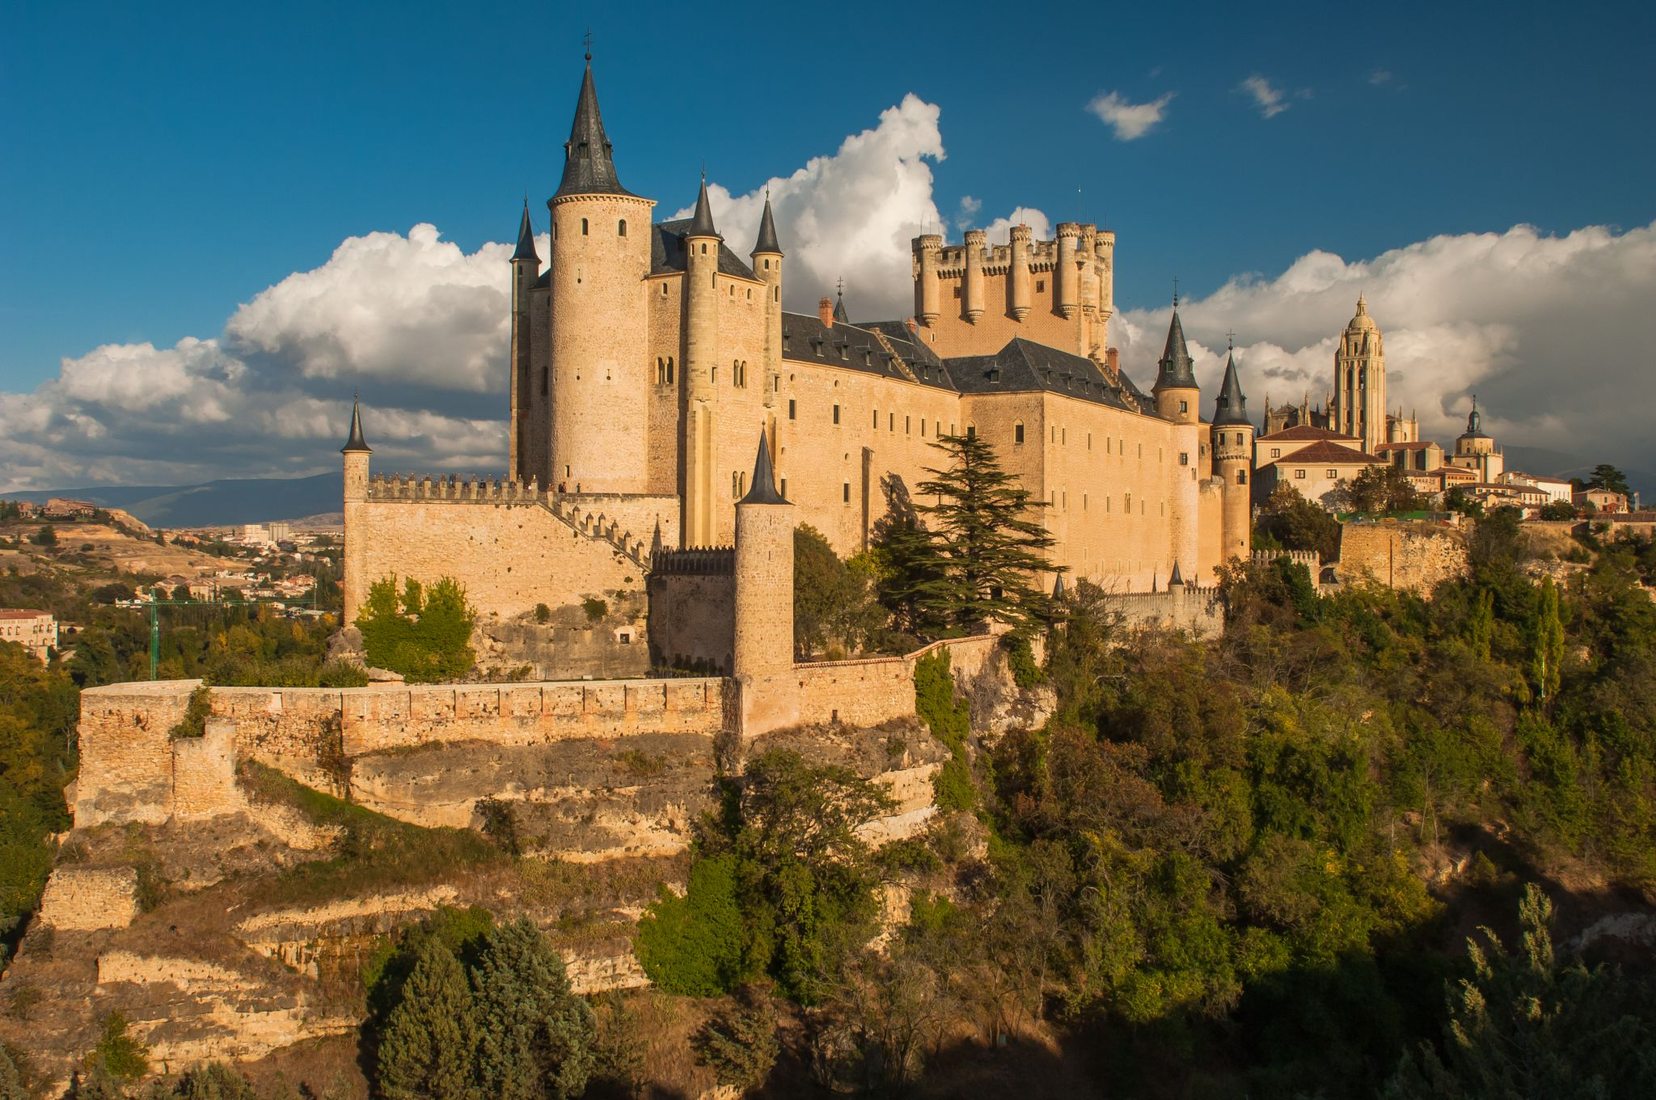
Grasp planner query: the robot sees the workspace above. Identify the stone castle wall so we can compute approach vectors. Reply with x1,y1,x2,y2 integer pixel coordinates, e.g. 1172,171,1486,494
1336,521,1469,594
1096,586,1225,639
646,549,736,672
345,488,672,622
793,635,1000,728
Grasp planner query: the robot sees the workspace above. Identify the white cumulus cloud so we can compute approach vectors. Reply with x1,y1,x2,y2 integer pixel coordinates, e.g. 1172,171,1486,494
1086,90,1175,140
1113,221,1656,478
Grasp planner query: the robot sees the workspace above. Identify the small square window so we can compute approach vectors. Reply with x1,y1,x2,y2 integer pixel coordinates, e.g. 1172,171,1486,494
1326,469,1338,479
1295,469,1306,479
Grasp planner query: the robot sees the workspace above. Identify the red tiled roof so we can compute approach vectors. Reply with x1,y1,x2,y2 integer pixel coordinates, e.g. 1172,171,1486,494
1258,425,1359,442
1261,440,1384,467
0,609,51,620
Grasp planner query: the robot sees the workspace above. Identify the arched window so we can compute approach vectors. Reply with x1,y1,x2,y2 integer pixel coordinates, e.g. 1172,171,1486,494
667,357,675,383
618,219,627,236
700,242,708,255
581,218,589,235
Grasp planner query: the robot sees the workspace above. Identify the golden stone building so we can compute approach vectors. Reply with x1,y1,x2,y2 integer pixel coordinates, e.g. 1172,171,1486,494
342,58,1255,636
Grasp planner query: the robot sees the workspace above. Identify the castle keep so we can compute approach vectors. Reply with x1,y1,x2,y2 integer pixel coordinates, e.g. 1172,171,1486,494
342,56,1257,654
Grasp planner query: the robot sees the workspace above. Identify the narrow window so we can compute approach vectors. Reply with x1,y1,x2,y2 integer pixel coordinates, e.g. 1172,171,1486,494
843,482,851,503
1179,452,1189,466
667,357,675,383
618,219,627,237
905,415,911,434
788,399,797,420
581,218,589,235
1237,470,1247,485
1179,399,1189,414
1014,422,1025,444
889,413,894,431
873,410,879,429
1036,279,1045,292
833,403,841,425
966,424,976,440
780,478,787,497
700,242,708,255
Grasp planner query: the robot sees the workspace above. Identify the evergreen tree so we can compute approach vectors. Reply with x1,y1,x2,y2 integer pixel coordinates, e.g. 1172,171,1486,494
0,1044,23,1100
1384,885,1656,1099
376,937,480,1100
1531,575,1564,706
471,918,595,1100
904,433,1059,635
1586,463,1632,497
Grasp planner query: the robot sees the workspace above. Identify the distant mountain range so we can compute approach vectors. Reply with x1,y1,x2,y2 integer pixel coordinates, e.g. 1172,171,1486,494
5,474,344,527
3,447,1646,529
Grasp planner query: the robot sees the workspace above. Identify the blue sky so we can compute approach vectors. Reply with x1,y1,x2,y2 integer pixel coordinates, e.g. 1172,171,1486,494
3,0,1654,487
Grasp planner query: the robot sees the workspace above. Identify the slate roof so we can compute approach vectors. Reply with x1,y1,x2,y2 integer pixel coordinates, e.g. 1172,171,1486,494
342,398,370,453
1260,440,1382,467
512,202,539,263
949,338,1153,413
687,178,719,238
752,196,782,255
740,433,787,505
781,313,950,386
1153,308,1198,391
555,62,633,199
651,220,756,280
1212,350,1250,427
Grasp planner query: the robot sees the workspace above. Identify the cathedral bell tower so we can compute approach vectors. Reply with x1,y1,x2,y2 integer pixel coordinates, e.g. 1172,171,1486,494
1332,295,1386,453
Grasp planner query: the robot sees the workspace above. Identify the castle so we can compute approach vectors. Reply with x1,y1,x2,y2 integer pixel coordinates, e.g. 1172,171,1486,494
341,56,1256,672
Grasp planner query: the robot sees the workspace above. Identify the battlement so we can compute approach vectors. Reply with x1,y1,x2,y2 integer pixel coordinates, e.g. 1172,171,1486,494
650,547,735,575
922,229,1116,278
367,473,541,502
1251,549,1321,573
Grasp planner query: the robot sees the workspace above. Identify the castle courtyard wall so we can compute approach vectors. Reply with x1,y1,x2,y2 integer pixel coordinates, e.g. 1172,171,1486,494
1336,521,1469,594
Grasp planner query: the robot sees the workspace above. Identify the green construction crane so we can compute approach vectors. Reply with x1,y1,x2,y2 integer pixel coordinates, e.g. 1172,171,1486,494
145,585,256,680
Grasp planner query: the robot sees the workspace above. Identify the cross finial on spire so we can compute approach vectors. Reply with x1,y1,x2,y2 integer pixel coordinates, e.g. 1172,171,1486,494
1226,328,1236,350
837,276,844,295
1172,275,1179,308
582,28,592,61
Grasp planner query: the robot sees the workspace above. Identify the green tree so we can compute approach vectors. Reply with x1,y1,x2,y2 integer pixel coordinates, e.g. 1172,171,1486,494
1254,483,1341,561
30,525,56,548
1336,463,1425,515
356,574,476,682
0,1043,24,1100
1538,499,1577,520
636,854,747,996
793,525,885,657
1586,463,1631,497
87,1012,148,1082
471,918,595,1100
376,937,480,1100
902,433,1059,635
1385,885,1656,1099
691,986,780,1091
1531,575,1564,706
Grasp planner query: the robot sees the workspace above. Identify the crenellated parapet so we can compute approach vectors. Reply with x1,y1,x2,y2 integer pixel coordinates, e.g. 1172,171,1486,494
1250,549,1321,573
650,546,736,575
366,473,542,502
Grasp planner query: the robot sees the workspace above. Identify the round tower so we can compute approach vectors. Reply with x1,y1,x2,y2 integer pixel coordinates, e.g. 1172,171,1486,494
1055,222,1081,319
733,433,797,738
681,176,722,546
340,397,371,624
913,234,942,325
509,201,540,482
1152,301,1201,425
1211,345,1255,562
546,56,656,495
962,229,986,322
1153,301,1203,578
751,193,784,378
1009,224,1032,321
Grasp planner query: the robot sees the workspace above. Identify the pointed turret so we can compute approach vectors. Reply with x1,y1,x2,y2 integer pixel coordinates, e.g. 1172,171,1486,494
688,175,720,239
511,201,538,263
554,57,631,198
341,396,370,454
1052,574,1068,600
740,431,787,505
751,193,782,256
1169,561,1185,588
1213,348,1250,426
833,286,849,324
1154,306,1198,392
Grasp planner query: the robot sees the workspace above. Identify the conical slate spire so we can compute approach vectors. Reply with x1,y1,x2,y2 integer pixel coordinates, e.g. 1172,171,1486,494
739,431,787,505
512,201,539,263
832,286,849,323
341,396,370,454
1213,348,1250,426
688,174,720,238
1169,561,1185,587
1154,306,1198,391
751,193,782,255
554,59,631,199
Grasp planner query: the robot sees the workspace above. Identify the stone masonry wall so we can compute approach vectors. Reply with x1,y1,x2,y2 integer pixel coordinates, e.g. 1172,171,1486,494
36,866,140,931
1337,521,1469,594
793,635,1000,728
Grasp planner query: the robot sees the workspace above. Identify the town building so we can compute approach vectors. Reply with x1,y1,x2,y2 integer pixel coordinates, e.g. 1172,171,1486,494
0,609,57,662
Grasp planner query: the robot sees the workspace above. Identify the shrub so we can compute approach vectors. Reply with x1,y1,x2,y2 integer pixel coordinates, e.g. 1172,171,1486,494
635,854,746,996
356,574,476,682
87,1011,148,1082
168,684,211,739
582,597,608,623
915,650,974,811
534,602,552,624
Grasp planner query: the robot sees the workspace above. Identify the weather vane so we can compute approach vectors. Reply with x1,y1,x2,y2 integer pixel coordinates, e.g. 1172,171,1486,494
1172,275,1179,308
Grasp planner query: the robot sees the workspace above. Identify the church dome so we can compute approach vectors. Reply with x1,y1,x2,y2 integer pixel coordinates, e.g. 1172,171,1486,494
1345,295,1379,333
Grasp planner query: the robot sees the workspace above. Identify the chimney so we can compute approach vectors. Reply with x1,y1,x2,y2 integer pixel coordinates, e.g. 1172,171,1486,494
819,297,834,328
905,317,917,333
1105,347,1120,378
